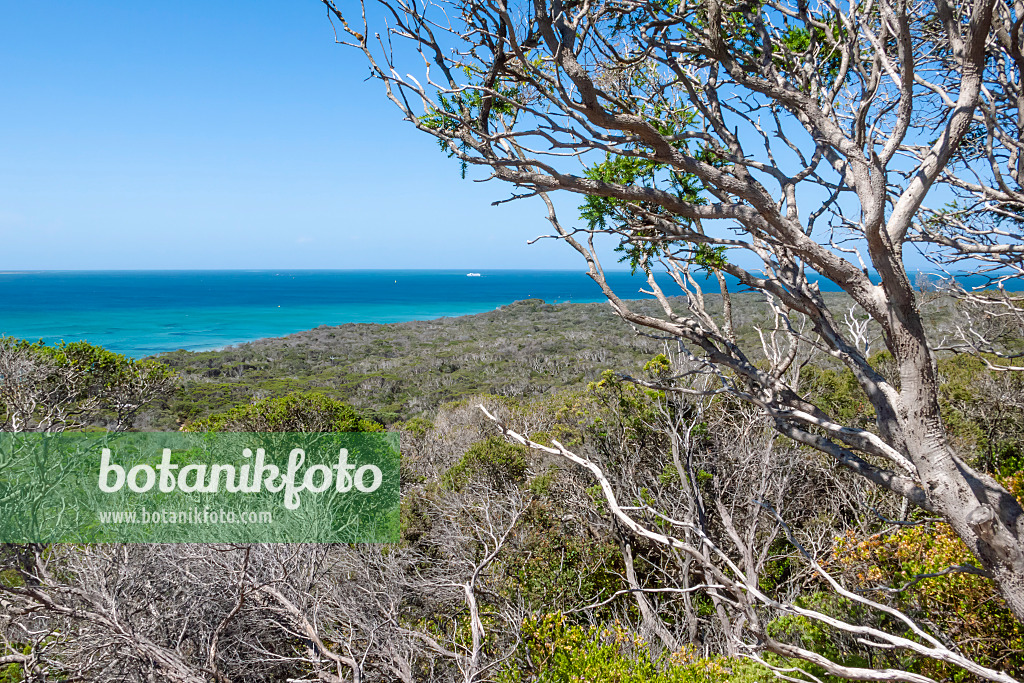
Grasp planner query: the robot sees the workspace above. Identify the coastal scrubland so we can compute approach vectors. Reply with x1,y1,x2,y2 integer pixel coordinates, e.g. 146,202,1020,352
152,297,676,426
146,291,963,428
1,293,1021,682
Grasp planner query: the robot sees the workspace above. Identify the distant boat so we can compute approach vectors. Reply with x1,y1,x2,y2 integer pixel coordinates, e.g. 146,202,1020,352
466,272,482,277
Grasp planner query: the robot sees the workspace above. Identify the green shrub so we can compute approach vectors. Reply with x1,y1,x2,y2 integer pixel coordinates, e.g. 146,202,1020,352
185,391,382,433
503,613,768,683
442,436,529,491
502,505,622,611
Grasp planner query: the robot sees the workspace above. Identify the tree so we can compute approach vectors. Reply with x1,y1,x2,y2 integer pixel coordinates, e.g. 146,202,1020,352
321,0,1024,665
0,337,175,432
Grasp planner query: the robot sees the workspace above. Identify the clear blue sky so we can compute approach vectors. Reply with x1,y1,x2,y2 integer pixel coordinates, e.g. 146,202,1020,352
0,1,586,270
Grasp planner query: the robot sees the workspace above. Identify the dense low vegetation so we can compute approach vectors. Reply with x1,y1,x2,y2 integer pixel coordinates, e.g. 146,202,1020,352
146,291,963,430
149,298,674,427
1,293,1021,682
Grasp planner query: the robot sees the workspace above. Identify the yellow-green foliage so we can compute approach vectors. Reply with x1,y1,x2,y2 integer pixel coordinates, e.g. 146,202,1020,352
643,353,673,378
396,416,433,438
504,613,768,683
185,391,382,433
37,339,171,383
581,370,667,445
834,523,1024,680
1002,469,1024,501
0,658,23,683
0,568,24,588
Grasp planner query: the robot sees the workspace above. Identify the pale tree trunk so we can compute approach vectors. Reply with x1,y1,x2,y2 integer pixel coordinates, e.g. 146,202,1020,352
897,330,1024,621
877,253,1024,621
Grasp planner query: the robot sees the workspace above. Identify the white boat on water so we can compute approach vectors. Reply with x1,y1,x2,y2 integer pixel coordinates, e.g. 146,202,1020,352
466,272,482,277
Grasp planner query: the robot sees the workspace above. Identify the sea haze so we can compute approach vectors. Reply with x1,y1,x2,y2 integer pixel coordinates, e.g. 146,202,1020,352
0,269,1010,358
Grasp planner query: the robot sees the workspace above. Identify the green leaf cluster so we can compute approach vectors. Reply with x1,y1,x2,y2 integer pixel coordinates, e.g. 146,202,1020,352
0,337,175,431
185,391,382,433
578,151,711,275
418,84,521,179
442,435,529,491
504,613,767,683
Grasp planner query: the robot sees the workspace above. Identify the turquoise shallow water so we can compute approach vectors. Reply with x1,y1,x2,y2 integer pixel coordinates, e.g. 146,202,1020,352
0,270,667,358
1,269,1014,358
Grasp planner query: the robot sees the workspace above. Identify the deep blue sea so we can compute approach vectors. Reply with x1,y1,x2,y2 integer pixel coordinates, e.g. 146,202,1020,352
0,269,1014,358
0,270,669,358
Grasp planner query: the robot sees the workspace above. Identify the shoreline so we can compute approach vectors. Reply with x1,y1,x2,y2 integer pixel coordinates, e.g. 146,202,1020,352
148,297,618,359
2,270,677,359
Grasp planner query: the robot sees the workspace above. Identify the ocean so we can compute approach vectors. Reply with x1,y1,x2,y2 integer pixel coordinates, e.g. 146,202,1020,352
0,269,1014,359
0,270,666,358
